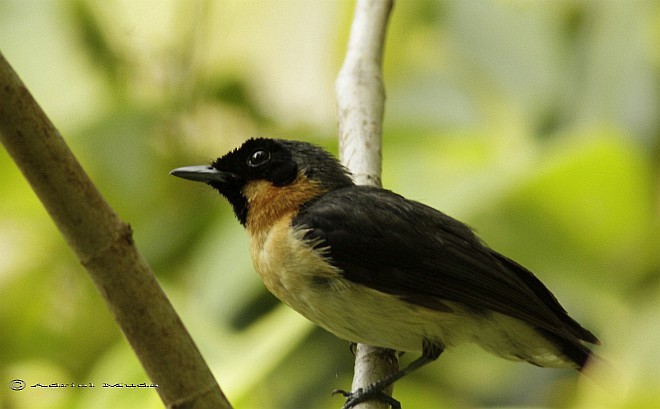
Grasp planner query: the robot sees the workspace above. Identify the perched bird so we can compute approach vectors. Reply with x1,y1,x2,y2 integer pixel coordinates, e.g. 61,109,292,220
171,138,599,408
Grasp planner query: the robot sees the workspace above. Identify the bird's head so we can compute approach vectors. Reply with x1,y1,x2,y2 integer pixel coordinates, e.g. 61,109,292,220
170,138,354,229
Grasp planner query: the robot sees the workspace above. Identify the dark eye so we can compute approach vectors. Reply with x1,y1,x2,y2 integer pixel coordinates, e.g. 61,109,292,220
247,150,271,167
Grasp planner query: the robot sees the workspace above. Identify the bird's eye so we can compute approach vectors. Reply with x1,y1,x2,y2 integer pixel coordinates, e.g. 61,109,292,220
247,150,271,167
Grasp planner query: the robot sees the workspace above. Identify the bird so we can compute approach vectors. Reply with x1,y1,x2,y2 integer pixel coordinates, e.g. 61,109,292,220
170,137,599,409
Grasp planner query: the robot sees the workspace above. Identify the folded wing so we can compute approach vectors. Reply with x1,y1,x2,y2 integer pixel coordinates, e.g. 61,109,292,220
293,186,599,349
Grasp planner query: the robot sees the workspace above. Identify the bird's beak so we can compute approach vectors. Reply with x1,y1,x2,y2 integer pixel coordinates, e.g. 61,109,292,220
169,165,235,184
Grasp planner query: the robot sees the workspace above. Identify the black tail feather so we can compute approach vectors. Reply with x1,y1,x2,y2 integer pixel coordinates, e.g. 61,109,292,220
491,252,600,345
537,328,594,369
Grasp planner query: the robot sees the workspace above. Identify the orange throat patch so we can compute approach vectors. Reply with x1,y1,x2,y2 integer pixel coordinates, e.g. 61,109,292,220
242,173,326,236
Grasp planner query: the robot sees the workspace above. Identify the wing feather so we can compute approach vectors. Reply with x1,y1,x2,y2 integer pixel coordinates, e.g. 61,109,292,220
293,186,598,345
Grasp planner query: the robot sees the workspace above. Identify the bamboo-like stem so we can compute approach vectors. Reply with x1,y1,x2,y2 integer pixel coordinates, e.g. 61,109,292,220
337,0,392,188
0,51,231,409
335,1,396,408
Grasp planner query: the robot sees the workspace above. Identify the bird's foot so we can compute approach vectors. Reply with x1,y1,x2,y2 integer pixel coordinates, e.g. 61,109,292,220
333,386,401,409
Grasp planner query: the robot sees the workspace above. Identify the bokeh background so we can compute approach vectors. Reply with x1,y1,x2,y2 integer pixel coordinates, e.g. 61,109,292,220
1,1,659,408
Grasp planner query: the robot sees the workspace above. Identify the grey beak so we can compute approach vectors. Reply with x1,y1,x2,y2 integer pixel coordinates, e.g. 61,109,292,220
170,165,234,183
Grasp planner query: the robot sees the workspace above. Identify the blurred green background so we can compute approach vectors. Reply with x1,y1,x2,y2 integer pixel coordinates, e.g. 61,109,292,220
1,1,659,408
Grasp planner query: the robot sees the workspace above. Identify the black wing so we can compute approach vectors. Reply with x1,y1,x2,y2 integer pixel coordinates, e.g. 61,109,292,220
293,185,598,346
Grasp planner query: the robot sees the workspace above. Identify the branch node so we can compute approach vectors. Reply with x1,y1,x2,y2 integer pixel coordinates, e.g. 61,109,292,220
80,222,133,267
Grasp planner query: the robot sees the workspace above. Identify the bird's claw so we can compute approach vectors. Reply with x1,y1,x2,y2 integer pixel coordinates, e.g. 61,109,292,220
332,388,351,397
349,342,358,356
333,387,401,409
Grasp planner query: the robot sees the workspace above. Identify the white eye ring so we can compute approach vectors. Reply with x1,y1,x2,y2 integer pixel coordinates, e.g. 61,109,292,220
247,150,271,167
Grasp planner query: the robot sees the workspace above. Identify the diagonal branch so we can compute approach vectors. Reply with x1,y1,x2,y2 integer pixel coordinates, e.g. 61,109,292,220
0,52,231,409
335,1,396,408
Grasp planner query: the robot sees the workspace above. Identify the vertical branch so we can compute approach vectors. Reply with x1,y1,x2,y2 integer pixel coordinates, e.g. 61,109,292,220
0,53,231,409
337,0,392,188
335,1,396,408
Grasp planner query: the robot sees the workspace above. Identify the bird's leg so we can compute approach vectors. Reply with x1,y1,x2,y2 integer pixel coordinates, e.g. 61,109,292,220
334,340,444,409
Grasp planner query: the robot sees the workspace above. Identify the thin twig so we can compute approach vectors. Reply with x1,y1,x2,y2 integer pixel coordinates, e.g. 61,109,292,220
335,0,396,408
0,52,231,409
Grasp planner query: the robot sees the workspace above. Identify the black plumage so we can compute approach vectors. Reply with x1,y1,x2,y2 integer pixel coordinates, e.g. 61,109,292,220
171,137,600,408
293,185,597,367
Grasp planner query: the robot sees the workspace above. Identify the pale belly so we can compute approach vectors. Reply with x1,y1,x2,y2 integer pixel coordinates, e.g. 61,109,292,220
249,220,574,368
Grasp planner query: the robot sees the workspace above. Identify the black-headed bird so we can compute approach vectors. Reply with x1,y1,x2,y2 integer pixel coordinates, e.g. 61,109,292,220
171,138,599,408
